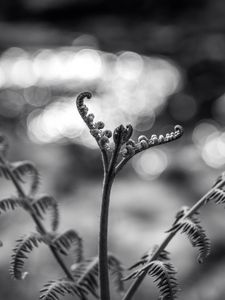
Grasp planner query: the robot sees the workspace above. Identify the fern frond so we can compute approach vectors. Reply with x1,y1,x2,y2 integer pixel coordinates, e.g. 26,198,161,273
108,254,124,293
11,161,40,195
206,188,225,205
121,125,183,158
76,92,112,151
31,196,59,231
40,279,87,300
0,197,22,214
71,254,124,297
71,256,99,298
53,230,83,263
170,215,210,263
212,172,225,188
128,246,170,270
10,232,43,279
125,260,178,300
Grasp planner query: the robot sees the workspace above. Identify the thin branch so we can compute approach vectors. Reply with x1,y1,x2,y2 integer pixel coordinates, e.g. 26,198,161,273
0,156,74,281
122,179,225,300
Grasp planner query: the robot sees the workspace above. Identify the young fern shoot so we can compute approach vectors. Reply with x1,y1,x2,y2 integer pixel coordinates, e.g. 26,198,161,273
76,91,183,300
0,90,223,300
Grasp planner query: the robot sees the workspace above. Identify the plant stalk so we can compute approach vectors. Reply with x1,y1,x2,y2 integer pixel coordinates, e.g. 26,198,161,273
99,140,121,300
0,156,74,281
122,179,225,300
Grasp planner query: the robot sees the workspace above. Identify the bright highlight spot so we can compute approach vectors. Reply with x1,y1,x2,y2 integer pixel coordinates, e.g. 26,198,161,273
133,149,168,179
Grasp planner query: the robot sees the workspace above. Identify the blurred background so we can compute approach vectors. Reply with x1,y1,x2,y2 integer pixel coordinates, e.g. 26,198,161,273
0,0,225,299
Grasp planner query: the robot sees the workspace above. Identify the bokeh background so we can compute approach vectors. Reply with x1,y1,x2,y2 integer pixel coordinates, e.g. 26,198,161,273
0,0,225,299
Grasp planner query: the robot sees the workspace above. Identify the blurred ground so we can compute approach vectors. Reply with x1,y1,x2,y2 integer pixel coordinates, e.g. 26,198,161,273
1,0,225,299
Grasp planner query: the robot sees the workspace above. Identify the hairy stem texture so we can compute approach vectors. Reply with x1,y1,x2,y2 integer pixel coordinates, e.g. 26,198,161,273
122,179,225,300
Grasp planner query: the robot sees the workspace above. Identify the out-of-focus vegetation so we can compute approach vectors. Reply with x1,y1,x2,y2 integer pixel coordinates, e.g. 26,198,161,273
0,0,225,299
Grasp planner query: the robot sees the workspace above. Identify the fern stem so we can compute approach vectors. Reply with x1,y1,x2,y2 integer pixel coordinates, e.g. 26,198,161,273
0,156,74,282
99,140,121,300
122,179,225,300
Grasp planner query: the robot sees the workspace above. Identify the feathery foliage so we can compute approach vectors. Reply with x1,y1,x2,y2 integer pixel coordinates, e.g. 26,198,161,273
10,232,43,279
125,260,178,300
206,187,225,206
0,197,22,214
168,209,211,263
52,230,83,263
31,195,59,231
128,246,170,270
12,161,40,195
40,279,87,300
71,254,124,297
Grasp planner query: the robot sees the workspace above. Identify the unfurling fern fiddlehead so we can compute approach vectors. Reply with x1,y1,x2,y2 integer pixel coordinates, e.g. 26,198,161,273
76,92,183,300
1,91,224,300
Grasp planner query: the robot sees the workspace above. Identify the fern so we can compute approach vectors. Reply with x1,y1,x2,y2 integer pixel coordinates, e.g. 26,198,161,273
52,230,83,263
0,197,22,214
71,256,99,298
31,196,59,231
212,172,225,188
169,213,210,263
71,254,124,297
40,279,87,300
108,254,124,293
125,260,178,300
11,161,40,195
206,188,225,205
10,232,43,279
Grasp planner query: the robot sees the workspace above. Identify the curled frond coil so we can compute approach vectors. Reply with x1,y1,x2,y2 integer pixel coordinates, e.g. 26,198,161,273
11,161,40,195
52,230,83,264
76,92,112,151
10,232,43,279
121,125,183,158
168,210,210,263
124,260,178,300
31,195,59,231
40,279,87,300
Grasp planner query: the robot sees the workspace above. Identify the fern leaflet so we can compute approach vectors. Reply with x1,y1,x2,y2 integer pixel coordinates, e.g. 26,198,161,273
128,246,170,270
52,230,83,264
169,214,210,263
40,279,87,300
206,188,225,205
10,232,43,279
31,196,59,231
11,161,40,195
0,197,22,214
125,260,178,300
71,254,124,297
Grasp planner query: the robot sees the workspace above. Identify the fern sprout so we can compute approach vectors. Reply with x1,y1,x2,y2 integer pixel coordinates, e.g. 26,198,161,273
1,91,225,300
